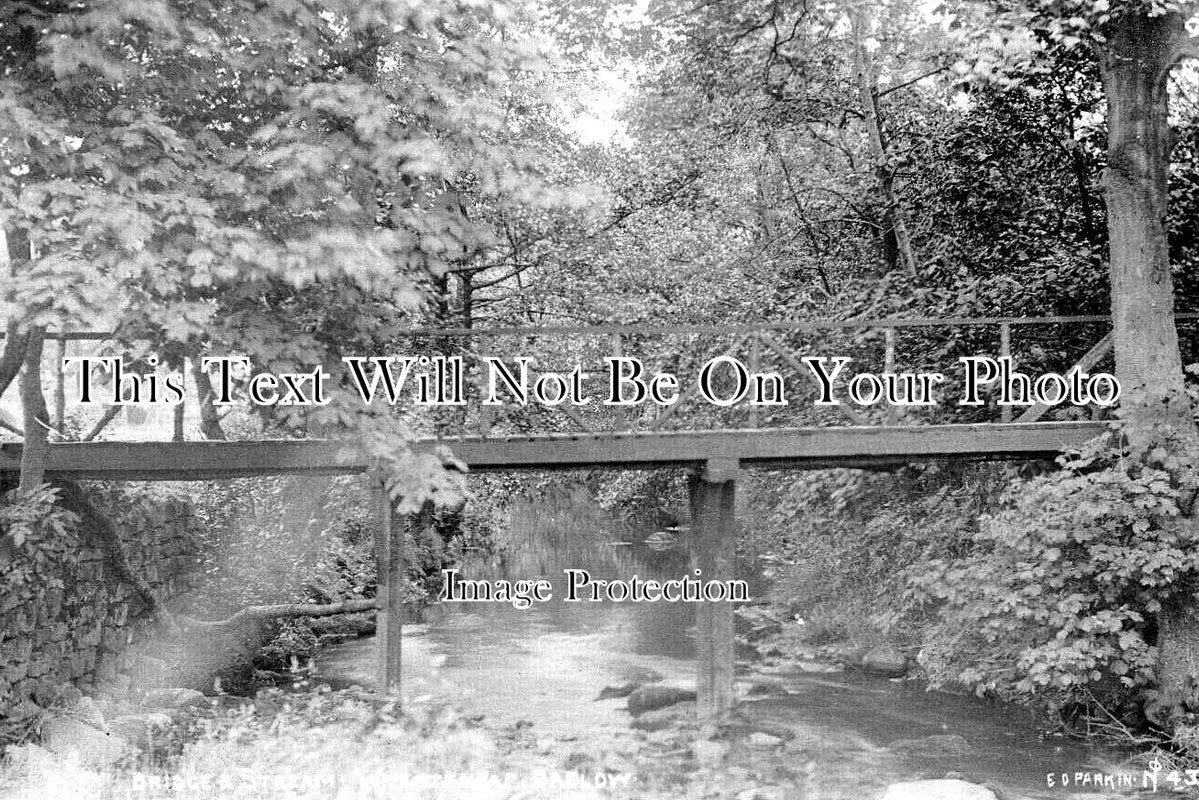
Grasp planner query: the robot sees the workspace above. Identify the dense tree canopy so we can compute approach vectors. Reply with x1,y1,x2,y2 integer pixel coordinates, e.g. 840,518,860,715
0,0,588,501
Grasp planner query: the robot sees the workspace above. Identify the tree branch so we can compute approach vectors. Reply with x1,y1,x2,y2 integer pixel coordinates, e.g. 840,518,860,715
51,482,377,637
52,478,179,632
82,405,122,442
877,64,950,98
471,261,540,291
0,413,23,437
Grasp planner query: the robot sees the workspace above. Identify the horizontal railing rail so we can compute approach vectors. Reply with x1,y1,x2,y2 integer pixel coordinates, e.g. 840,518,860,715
4,314,1198,441
8,312,1199,341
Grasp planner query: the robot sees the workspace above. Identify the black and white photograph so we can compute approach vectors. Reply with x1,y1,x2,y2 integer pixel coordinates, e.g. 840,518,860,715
1,0,1199,797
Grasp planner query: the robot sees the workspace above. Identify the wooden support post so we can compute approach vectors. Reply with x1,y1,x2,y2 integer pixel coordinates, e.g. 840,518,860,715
748,334,761,429
999,323,1012,423
475,340,494,439
884,327,897,426
690,457,739,723
373,475,403,695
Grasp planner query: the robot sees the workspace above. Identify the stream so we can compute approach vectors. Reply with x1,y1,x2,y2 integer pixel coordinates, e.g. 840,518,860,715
314,499,1136,799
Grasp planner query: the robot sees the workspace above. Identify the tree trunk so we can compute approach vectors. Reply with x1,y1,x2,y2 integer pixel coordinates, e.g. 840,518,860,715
850,5,916,275
191,358,226,440
1098,10,1199,724
51,337,66,434
1099,13,1191,430
54,478,167,617
18,328,49,494
0,324,29,399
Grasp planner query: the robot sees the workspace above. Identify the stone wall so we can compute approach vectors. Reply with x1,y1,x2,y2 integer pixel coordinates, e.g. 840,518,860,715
0,491,201,728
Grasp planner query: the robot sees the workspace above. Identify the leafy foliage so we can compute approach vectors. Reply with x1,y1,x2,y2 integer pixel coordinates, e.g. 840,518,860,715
1,0,581,498
911,426,1199,715
0,485,80,598
748,462,1012,651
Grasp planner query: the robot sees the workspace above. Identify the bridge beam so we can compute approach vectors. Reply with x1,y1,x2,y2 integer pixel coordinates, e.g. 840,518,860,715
691,458,739,723
0,422,1108,478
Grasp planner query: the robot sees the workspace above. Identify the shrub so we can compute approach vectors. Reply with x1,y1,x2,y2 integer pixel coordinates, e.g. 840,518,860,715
910,425,1199,719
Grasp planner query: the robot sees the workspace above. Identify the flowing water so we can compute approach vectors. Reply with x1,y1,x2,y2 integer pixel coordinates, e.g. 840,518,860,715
315,498,1136,799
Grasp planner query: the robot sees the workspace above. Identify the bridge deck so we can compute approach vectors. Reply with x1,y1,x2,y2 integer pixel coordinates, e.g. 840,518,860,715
0,421,1107,480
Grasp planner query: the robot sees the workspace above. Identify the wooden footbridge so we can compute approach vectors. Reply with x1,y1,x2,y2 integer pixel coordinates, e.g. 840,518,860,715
3,314,1184,720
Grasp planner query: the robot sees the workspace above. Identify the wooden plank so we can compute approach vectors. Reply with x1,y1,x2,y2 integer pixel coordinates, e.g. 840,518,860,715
366,312,1199,338
0,422,1108,478
1016,332,1114,423
0,439,361,479
647,334,751,431
691,461,737,721
999,323,1013,424
758,332,868,425
748,335,761,429
884,327,897,426
373,477,403,695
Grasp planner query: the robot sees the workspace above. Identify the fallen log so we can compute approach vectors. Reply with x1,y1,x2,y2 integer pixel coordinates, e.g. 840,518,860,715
179,599,379,629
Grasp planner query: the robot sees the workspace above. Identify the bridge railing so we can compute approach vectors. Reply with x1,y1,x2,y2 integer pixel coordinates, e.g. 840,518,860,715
7,314,1199,440
401,314,1199,438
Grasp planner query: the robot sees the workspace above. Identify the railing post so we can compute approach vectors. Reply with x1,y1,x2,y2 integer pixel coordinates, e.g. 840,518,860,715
610,332,630,433
748,333,761,428
884,327,897,426
999,323,1012,423
476,337,493,438
690,458,738,725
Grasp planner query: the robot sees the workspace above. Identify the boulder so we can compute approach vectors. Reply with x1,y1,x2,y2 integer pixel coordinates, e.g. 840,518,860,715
723,721,797,743
691,739,730,766
878,779,997,800
627,685,697,716
41,718,127,768
747,731,784,748
72,697,106,729
108,713,174,750
57,687,84,707
630,702,695,732
598,665,664,700
143,688,207,710
596,682,639,700
861,646,908,677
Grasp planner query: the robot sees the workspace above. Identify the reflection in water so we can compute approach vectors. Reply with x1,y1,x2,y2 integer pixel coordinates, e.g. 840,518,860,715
455,496,698,659
317,496,1130,799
